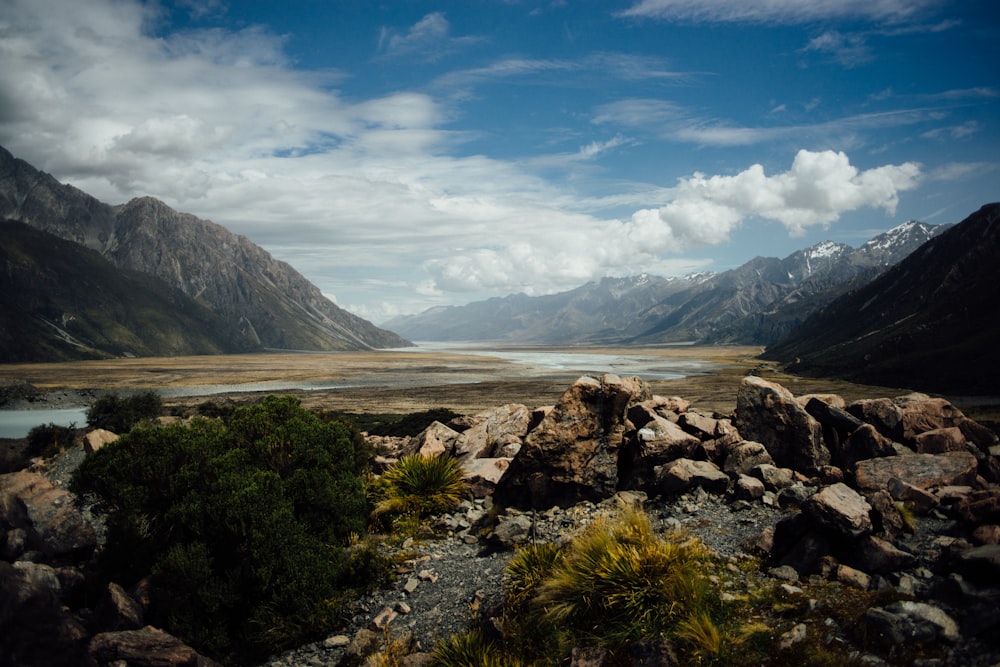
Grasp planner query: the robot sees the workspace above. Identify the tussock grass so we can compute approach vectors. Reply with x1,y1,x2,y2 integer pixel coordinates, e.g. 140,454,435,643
370,454,466,531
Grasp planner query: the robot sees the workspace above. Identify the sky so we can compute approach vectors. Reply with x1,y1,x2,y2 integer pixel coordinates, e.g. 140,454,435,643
1,0,998,326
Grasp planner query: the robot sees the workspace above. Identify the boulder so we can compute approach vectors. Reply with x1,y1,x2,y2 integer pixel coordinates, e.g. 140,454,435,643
453,404,531,461
654,458,729,495
852,535,916,574
913,427,967,454
803,483,873,540
854,452,979,492
494,375,650,510
488,514,533,549
83,429,118,454
618,414,700,491
863,601,959,646
841,424,895,471
734,376,830,474
92,582,144,633
403,421,460,458
722,441,774,476
733,474,765,501
804,397,864,435
677,410,718,439
749,464,800,491
461,458,511,499
847,398,903,441
0,471,97,562
953,489,1000,525
897,397,965,442
959,417,1000,453
88,625,221,667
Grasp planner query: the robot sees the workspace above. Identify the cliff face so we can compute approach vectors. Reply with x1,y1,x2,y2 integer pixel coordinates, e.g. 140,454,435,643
0,146,410,356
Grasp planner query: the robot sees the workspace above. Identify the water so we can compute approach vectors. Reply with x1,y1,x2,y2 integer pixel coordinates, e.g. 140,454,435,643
0,407,89,439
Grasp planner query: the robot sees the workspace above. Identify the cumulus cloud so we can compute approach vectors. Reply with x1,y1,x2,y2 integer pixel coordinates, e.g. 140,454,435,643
627,150,921,244
618,0,944,24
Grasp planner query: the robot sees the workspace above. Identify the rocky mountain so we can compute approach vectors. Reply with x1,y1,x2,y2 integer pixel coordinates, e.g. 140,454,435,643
763,202,1000,395
0,220,257,361
385,221,946,345
0,146,409,358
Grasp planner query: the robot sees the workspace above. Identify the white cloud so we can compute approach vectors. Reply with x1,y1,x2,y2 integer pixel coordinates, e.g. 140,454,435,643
628,150,922,244
801,31,873,67
618,0,944,24
377,12,481,61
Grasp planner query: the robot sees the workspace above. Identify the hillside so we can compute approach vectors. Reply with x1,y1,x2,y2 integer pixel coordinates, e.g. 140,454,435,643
0,146,409,358
0,220,255,361
384,222,945,345
762,203,1000,395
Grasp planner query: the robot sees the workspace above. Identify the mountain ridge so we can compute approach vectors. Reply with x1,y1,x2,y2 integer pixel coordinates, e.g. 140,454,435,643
0,146,409,359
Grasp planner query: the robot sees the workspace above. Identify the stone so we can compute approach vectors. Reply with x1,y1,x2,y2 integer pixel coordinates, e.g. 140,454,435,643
619,413,701,491
678,410,718,439
854,452,978,492
488,514,533,549
862,601,959,645
835,564,872,590
346,628,381,662
847,398,903,442
852,535,916,574
83,428,118,454
841,424,895,470
913,427,967,454
749,464,799,491
959,417,1000,453
654,458,730,495
722,441,774,476
371,606,398,629
886,478,939,513
403,421,460,458
803,483,873,540
898,397,965,442
453,404,531,461
866,490,906,541
629,638,680,666
0,471,97,561
461,458,511,498
804,397,864,435
952,544,1000,585
951,489,1000,525
88,625,220,667
93,582,144,633
324,635,350,648
972,524,1000,545
778,623,807,649
570,646,610,667
734,376,830,474
733,474,765,501
494,375,650,510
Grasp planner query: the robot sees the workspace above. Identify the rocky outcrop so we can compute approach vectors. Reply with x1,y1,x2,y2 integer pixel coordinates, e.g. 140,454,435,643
0,471,96,562
494,374,650,510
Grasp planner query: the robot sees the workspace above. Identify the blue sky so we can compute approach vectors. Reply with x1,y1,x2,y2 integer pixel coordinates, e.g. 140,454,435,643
1,0,997,325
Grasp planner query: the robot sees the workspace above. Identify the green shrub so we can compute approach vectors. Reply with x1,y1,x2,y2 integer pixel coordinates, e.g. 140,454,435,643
371,454,466,529
86,390,163,433
71,395,379,664
366,408,462,437
25,422,76,459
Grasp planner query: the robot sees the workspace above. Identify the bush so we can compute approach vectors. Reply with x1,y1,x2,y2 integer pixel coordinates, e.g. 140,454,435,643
371,454,466,530
71,395,380,664
86,390,163,433
25,422,76,459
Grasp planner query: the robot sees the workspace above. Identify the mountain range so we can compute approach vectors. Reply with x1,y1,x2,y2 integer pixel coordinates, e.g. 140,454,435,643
384,221,948,346
763,202,1000,395
0,146,409,362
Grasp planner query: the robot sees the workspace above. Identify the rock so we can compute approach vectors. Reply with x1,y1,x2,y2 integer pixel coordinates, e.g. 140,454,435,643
852,535,916,574
835,564,871,590
722,441,774,476
776,482,816,508
803,483,872,540
863,601,959,646
654,458,729,495
913,427,967,454
678,410,718,439
959,417,1000,453
494,375,650,510
952,544,1000,585
403,421,460,458
749,464,799,491
972,524,1000,545
88,625,220,666
619,414,701,491
93,582,144,633
804,397,864,435
734,376,830,474
346,628,381,662
733,475,765,501
461,458,511,498
841,424,896,471
854,452,979,492
488,514,533,549
866,490,906,540
778,623,807,649
570,646,609,667
83,428,118,454
898,397,965,442
847,398,903,442
0,471,97,562
628,638,680,666
886,478,939,513
952,489,1000,525
453,404,531,461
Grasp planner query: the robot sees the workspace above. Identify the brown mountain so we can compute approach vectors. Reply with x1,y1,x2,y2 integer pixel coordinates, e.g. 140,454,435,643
762,203,1000,395
0,145,409,357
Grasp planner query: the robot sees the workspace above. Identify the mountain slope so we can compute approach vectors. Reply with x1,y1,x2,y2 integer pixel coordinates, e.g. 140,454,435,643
762,203,1000,395
385,222,945,346
0,220,256,361
0,146,409,353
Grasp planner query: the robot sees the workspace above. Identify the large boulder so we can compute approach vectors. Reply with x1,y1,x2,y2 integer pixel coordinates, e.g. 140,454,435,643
88,625,220,667
403,421,460,458
494,375,650,510
734,376,830,474
847,398,903,441
655,458,730,495
854,452,979,492
618,414,700,491
802,483,873,541
461,458,512,499
0,471,97,562
897,396,965,442
453,404,531,461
